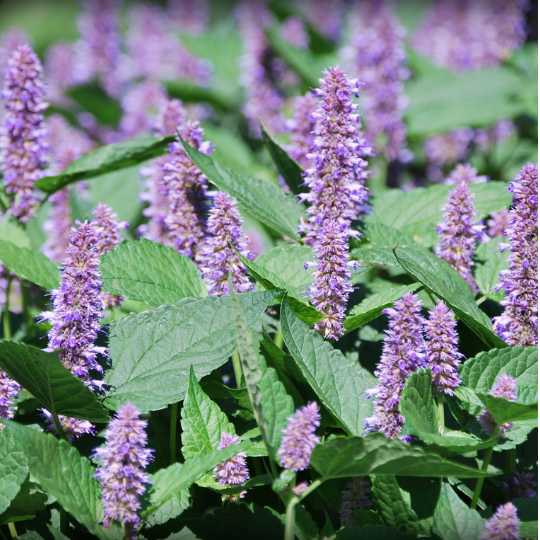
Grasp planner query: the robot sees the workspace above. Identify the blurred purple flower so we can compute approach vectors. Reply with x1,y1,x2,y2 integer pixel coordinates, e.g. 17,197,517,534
286,92,317,168
445,163,487,185
45,42,77,106
340,476,372,527
487,209,511,238
0,369,20,423
281,16,309,49
480,502,522,540
41,408,95,442
503,472,537,501
299,0,344,41
478,374,518,436
168,0,209,34
0,27,29,82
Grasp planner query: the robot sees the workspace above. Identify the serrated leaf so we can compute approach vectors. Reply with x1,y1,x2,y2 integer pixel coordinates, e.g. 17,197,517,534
363,223,417,247
0,478,48,524
286,295,324,326
474,237,509,301
335,524,416,540
145,482,190,527
179,137,304,239
104,291,279,412
35,136,175,194
476,393,538,424
0,216,31,248
432,484,484,540
0,240,60,290
101,239,206,306
310,435,499,479
281,297,374,436
372,475,419,535
0,421,111,540
394,246,506,349
352,246,401,267
0,430,27,514
260,121,306,195
344,283,422,333
0,342,109,423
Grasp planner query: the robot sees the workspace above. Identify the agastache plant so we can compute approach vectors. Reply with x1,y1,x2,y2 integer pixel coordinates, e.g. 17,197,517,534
94,403,153,538
340,476,372,527
213,432,250,502
503,473,537,501
493,163,538,346
0,44,48,223
0,369,20,422
286,92,317,168
479,502,522,540
366,292,426,439
478,374,518,436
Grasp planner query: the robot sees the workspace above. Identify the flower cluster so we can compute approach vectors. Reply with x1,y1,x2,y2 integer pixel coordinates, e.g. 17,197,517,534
41,409,95,442
424,301,463,396
286,92,318,168
299,0,344,41
200,191,253,296
478,374,518,436
280,16,309,49
168,0,209,34
278,402,321,472
94,403,153,538
435,181,486,290
340,476,372,527
1,44,48,223
0,369,20,422
479,502,522,540
213,432,250,502
503,472,537,501
493,163,538,347
445,163,487,185
488,209,511,238
366,292,426,439
342,1,408,160
44,42,76,106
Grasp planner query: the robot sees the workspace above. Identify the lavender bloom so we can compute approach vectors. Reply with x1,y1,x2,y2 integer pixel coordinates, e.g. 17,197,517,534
1,45,48,223
213,432,250,502
40,408,95,441
340,476,372,527
286,92,317,168
94,403,153,538
293,482,309,496
445,163,487,185
281,16,309,49
341,1,408,160
299,0,344,41
45,42,76,106
74,0,123,96
308,220,354,340
503,473,537,501
0,28,29,81
245,229,265,258
480,502,522,540
488,209,512,238
478,374,518,436
168,0,209,34
435,181,486,290
40,221,104,388
425,301,463,396
366,293,425,439
299,66,371,246
493,163,538,347
163,120,212,260
278,402,321,471
0,369,21,422
200,191,253,296
475,119,516,151
236,0,284,136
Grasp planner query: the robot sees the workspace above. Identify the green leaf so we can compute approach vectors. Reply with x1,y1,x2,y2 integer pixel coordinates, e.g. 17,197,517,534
396,476,442,520
366,183,512,247
0,216,31,249
363,223,417,247
474,237,508,301
142,440,253,522
281,297,375,436
521,521,538,540
0,342,109,423
145,475,190,527
0,240,60,290
432,484,485,540
0,421,111,540
335,524,416,540
352,246,401,267
35,136,175,194
0,430,27,514
344,283,422,333
310,435,499,479
394,246,506,349
260,121,306,195
371,475,419,535
286,295,324,327
514,496,538,522
101,239,206,306
0,478,48,524
104,291,280,412
66,82,122,126
476,394,538,425
179,137,304,239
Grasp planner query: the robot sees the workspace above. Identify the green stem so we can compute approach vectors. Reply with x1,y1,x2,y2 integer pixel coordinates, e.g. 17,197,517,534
274,331,284,350
470,445,495,509
7,523,17,539
506,448,516,478
3,276,12,340
476,295,487,306
437,394,445,435
60,508,70,538
232,349,243,388
150,411,167,465
284,497,298,540
170,403,179,465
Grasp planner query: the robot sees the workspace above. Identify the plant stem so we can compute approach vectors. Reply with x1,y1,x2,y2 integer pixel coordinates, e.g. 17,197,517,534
170,403,179,465
274,331,284,350
470,445,495,509
297,479,322,503
7,523,17,539
60,508,70,538
232,349,243,388
476,295,487,306
284,497,298,540
437,394,445,435
3,276,12,340
506,448,516,478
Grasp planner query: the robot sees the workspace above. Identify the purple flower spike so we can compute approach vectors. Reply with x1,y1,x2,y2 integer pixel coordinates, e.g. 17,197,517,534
435,180,486,290
213,432,250,502
340,476,372,527
487,209,511,238
425,301,463,396
493,163,538,347
503,472,537,501
94,403,153,538
299,0,344,41
0,369,21,422
478,374,518,436
299,66,371,246
286,93,318,168
41,408,95,442
366,292,425,439
1,44,48,223
309,220,354,340
278,402,321,472
342,1,408,160
480,502,522,540
200,191,253,296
